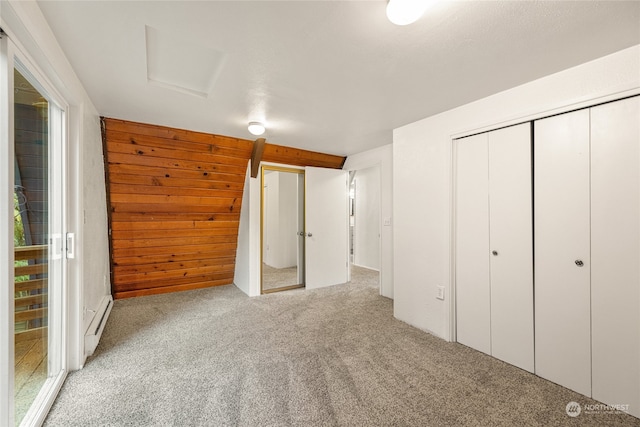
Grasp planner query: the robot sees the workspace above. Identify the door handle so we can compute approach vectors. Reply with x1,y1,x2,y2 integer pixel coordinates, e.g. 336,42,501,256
66,232,75,259
575,260,584,267
492,250,498,256
306,232,313,237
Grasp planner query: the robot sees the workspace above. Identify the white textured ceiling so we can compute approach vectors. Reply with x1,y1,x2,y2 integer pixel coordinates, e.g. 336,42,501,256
37,1,640,156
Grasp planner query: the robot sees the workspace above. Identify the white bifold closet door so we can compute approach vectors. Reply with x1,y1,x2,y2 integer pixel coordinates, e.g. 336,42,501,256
535,96,640,417
456,123,534,372
534,109,592,397
591,96,640,418
487,124,534,371
456,132,491,355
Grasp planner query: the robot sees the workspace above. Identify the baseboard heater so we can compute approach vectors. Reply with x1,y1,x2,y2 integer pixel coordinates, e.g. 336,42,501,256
84,295,113,357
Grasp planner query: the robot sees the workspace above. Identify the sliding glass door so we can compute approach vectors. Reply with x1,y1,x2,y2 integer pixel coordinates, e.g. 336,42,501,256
1,33,67,427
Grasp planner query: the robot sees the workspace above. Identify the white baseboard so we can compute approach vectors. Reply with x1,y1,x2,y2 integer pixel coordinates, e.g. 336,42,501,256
351,263,380,272
84,295,113,357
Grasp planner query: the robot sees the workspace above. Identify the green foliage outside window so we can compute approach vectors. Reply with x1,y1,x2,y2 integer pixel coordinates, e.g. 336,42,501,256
14,191,26,247
14,192,28,283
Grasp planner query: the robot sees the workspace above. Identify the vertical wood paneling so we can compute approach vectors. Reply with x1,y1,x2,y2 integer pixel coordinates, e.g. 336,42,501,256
103,118,253,298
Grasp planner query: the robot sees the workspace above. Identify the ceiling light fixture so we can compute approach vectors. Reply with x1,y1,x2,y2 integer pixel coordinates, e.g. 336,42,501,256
248,121,266,136
386,0,430,26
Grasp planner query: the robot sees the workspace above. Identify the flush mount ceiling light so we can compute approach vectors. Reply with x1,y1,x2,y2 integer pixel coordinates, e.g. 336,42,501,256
386,0,430,26
248,121,266,136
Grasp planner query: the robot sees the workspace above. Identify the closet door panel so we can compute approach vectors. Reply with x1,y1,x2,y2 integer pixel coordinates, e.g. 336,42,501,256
488,123,534,372
534,110,591,396
455,133,491,355
591,96,640,417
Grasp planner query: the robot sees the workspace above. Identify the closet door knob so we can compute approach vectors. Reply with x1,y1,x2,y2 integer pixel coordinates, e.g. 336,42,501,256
492,250,498,256
306,232,313,237
575,260,584,267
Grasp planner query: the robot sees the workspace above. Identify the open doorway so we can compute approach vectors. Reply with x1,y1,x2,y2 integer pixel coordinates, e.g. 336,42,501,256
349,165,381,291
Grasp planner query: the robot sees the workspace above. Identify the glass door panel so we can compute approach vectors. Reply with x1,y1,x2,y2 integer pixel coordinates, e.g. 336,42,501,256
11,59,65,426
13,67,50,425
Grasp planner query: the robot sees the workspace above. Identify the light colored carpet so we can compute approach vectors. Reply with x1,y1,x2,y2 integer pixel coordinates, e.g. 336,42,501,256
44,267,638,426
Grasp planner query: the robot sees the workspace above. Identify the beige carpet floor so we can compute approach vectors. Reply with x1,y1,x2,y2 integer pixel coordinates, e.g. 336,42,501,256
44,267,639,426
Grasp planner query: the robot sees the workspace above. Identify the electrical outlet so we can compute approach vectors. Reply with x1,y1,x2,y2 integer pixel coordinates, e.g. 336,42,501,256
436,286,445,300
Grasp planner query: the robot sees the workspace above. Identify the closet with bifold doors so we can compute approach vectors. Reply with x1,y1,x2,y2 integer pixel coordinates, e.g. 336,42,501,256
455,95,640,419
535,96,640,418
455,122,534,373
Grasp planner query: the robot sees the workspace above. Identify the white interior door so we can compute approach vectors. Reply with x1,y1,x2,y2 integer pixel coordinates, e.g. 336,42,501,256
305,167,348,289
534,109,592,397
455,133,491,355
591,96,640,417
488,123,534,373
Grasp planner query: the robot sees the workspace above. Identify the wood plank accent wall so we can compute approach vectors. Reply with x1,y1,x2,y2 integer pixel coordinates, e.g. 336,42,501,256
102,118,253,299
102,117,346,299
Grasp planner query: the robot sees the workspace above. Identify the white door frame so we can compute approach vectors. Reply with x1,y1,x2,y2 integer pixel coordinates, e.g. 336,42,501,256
0,29,15,427
260,164,305,294
1,31,70,427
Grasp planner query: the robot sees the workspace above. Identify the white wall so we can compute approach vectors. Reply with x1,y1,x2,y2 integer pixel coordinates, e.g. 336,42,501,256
343,144,393,298
353,165,380,271
393,45,640,340
234,162,261,297
234,165,252,295
2,0,111,369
